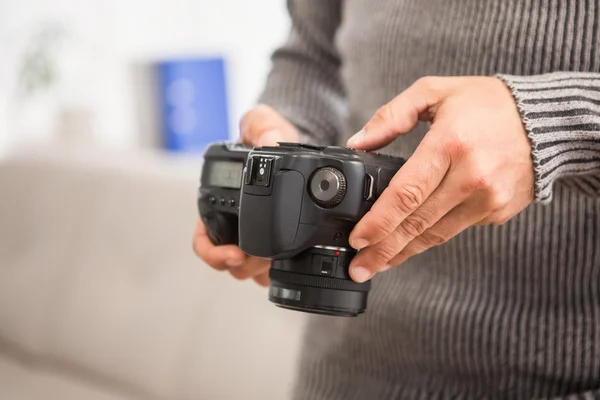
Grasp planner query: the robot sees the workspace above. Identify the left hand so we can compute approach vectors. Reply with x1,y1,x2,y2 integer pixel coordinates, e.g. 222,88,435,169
346,76,534,283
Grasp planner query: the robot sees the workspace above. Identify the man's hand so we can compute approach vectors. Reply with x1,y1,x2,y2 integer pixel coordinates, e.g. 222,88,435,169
346,77,534,282
193,105,299,286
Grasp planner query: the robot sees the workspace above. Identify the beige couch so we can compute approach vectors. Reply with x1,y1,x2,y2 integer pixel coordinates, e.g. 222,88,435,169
0,145,306,400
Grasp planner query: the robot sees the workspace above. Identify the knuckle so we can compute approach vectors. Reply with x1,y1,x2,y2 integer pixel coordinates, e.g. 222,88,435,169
460,160,495,192
419,229,449,247
229,269,250,280
414,76,448,95
473,169,493,191
443,131,470,159
368,230,406,264
460,174,492,194
371,244,397,264
483,190,510,212
415,76,438,91
399,213,430,238
390,184,425,214
371,212,399,236
371,103,394,126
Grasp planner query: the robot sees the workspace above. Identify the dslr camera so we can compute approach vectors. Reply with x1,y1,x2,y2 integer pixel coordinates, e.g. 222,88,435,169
198,142,405,316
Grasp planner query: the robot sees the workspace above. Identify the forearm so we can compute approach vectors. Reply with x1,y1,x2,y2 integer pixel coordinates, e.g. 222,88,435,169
258,0,346,146
498,72,600,201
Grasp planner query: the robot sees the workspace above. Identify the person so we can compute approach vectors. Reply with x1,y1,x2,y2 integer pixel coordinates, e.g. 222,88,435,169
194,1,600,398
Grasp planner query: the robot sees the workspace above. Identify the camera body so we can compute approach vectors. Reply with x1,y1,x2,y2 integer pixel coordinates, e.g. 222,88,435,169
198,142,248,245
198,142,405,316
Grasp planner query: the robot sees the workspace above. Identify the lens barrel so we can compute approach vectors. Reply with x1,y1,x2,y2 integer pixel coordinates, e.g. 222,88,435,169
268,247,370,317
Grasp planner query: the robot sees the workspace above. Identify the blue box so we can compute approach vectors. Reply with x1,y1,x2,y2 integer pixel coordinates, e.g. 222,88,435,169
158,57,230,153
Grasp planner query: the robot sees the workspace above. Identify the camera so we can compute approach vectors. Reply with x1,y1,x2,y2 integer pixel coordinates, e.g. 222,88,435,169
198,142,405,316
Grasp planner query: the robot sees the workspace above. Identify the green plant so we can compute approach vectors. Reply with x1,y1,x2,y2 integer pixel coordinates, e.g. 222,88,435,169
17,23,66,100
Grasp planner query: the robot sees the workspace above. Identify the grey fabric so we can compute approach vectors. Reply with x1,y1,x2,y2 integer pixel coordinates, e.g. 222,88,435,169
259,1,600,399
0,149,306,400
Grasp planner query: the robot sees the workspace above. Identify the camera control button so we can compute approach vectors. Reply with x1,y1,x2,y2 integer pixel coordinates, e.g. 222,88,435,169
320,258,335,276
312,255,336,276
229,198,236,207
309,167,347,208
363,173,375,201
219,197,226,206
209,196,217,205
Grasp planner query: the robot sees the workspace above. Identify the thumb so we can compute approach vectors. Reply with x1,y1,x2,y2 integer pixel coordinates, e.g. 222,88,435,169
347,77,451,151
240,104,298,147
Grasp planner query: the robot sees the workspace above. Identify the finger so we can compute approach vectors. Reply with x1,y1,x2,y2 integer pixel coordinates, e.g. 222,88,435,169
193,219,246,270
347,76,454,150
253,272,270,287
348,131,451,250
240,104,298,146
349,165,467,280
229,257,271,280
388,200,490,265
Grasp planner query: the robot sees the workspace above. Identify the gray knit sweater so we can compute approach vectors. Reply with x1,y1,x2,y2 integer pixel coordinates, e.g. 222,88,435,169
258,1,600,399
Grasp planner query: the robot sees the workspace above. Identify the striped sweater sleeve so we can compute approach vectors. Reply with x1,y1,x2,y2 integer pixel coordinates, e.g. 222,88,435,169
258,0,346,146
498,72,600,202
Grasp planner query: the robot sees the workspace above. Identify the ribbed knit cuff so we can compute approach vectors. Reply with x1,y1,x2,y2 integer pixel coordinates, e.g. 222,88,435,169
497,72,600,202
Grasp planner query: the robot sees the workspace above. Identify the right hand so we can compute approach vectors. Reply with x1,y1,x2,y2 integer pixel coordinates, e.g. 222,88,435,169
193,105,300,286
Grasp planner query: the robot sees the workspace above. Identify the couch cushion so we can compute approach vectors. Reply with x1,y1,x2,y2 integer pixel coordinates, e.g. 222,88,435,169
0,354,133,400
0,146,305,400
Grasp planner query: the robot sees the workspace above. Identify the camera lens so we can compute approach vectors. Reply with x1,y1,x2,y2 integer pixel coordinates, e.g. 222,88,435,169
268,247,370,317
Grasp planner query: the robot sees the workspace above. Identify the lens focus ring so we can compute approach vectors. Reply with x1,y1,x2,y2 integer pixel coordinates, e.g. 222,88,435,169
270,268,371,292
309,167,347,208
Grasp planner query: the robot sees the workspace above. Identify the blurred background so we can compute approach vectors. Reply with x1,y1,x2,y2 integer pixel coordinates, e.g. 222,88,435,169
0,0,290,152
0,1,308,399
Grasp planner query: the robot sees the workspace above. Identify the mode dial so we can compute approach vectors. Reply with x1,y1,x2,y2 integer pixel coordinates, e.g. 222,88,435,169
309,167,347,208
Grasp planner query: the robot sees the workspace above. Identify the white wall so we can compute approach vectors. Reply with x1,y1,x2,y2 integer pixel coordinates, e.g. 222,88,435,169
0,0,290,153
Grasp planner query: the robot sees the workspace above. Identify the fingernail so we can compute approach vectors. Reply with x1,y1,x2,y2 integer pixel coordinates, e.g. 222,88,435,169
350,237,370,250
347,129,365,147
350,266,374,283
257,130,281,147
